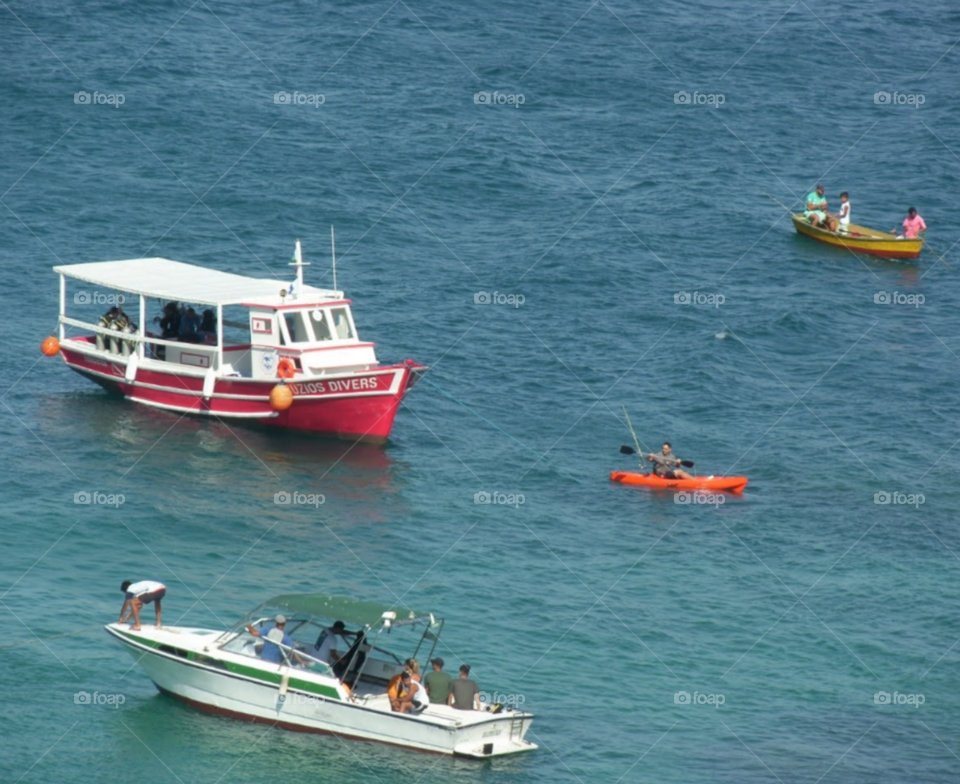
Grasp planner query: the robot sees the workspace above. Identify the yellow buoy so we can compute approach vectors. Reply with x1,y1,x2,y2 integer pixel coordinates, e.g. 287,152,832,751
270,383,293,411
41,336,60,356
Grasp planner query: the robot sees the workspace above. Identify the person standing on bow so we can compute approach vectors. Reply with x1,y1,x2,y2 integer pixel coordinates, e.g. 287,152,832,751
119,580,166,630
646,442,693,480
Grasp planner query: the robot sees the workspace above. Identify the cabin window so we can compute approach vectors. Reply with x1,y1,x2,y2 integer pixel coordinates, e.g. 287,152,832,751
283,311,313,344
311,310,332,341
331,308,354,340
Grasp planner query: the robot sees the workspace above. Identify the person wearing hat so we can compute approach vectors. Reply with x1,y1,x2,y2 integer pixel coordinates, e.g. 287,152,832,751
803,184,838,231
448,664,481,711
423,658,453,705
246,614,309,666
313,620,355,666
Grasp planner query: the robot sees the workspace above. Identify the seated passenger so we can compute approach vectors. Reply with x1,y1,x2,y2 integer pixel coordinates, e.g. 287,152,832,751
178,308,203,343
646,442,693,481
201,309,217,344
388,670,419,714
245,614,309,666
157,302,181,339
803,184,838,231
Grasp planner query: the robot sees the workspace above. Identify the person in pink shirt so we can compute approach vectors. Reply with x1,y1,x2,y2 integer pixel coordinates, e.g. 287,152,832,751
896,207,927,239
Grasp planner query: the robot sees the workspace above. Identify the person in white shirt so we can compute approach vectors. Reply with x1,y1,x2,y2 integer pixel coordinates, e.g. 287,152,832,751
314,620,353,667
119,580,166,630
836,191,851,233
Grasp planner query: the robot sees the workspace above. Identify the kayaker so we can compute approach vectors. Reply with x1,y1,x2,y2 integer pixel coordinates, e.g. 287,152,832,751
646,442,693,480
803,184,838,231
894,207,927,239
837,192,850,233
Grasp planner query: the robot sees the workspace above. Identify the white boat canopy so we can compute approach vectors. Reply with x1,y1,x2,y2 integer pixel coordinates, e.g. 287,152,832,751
54,258,344,308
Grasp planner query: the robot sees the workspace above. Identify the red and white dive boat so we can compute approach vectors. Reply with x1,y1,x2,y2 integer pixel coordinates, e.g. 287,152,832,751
48,241,424,443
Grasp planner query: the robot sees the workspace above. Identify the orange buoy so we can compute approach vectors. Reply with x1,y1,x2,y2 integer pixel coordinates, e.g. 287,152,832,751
270,383,293,411
41,336,60,356
277,358,296,379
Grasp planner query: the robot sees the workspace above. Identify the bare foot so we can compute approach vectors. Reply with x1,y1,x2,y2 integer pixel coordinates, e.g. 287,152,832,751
130,625,142,630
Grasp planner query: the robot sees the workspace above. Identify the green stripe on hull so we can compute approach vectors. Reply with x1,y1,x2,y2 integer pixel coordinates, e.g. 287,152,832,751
114,628,341,700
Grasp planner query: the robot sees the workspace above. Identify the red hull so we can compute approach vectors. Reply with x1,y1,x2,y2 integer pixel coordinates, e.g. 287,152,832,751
60,343,423,444
610,471,748,493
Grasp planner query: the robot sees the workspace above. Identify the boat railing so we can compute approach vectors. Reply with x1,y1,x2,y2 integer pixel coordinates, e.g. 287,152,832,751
60,315,220,363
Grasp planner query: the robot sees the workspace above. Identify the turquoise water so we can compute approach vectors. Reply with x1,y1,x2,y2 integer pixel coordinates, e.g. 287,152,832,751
3,1,960,782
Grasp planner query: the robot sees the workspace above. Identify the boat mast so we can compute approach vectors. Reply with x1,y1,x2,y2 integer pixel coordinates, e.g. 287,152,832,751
290,239,309,299
331,225,337,292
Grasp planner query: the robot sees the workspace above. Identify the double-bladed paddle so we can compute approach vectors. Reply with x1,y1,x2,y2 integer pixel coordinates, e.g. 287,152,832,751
619,444,694,467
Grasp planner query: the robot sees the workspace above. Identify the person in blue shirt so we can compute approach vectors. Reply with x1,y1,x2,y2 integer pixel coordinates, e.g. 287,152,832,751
245,614,310,666
178,307,204,343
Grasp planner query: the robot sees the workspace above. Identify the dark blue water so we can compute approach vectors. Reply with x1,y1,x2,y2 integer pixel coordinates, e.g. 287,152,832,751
3,1,960,782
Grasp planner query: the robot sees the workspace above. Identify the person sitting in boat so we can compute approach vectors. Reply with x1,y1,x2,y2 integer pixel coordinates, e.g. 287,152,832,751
803,184,838,231
837,192,851,233
178,307,204,343
314,620,354,667
200,309,217,344
388,670,420,713
895,206,927,239
245,614,310,667
156,302,181,339
646,442,693,480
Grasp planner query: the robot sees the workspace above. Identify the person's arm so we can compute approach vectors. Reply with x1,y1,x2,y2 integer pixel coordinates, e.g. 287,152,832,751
474,688,481,711
245,624,261,638
118,598,132,622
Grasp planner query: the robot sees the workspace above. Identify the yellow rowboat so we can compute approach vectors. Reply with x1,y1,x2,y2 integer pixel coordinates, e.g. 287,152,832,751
791,214,924,260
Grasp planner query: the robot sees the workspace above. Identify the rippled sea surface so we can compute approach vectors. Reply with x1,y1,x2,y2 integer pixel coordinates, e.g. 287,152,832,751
2,1,960,782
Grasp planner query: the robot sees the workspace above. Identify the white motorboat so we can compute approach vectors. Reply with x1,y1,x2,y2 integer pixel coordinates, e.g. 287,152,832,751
105,594,537,758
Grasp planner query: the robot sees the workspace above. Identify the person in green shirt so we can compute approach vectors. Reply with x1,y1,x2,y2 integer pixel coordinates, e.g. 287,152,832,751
804,183,838,231
423,658,453,704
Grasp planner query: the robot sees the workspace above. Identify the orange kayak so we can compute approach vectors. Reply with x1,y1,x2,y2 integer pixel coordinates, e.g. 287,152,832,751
610,471,748,493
